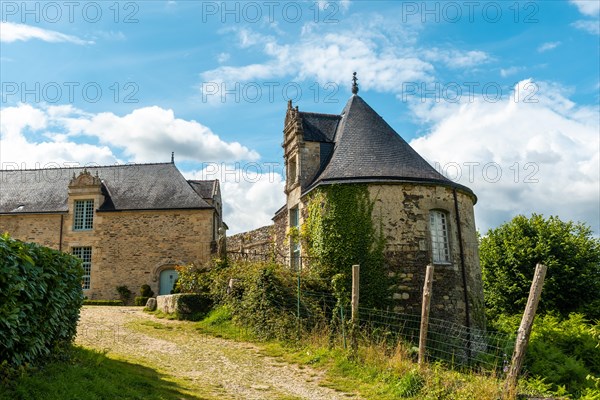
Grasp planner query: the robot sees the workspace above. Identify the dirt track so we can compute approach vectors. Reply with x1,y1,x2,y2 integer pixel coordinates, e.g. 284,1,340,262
75,306,359,400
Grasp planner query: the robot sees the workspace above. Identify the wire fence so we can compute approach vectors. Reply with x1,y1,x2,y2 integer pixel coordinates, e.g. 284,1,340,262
224,251,515,374
295,291,514,373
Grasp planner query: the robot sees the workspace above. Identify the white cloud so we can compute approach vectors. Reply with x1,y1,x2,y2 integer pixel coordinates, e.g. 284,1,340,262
317,0,351,11
537,41,561,52
570,1,600,34
0,22,93,45
500,66,525,77
63,106,259,163
572,19,600,34
0,104,259,167
200,23,488,96
570,0,600,17
186,163,286,234
410,79,600,234
422,49,490,68
92,30,126,42
217,52,230,63
0,104,116,167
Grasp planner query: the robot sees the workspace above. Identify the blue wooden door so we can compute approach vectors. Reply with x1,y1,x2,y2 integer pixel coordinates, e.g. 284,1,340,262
159,269,178,295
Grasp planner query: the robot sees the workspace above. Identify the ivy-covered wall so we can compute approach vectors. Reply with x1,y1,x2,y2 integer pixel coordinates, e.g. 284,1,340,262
245,181,485,330
368,183,485,330
301,184,389,309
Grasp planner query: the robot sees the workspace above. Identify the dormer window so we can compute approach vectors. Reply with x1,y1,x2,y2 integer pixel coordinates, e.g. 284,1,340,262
74,199,94,231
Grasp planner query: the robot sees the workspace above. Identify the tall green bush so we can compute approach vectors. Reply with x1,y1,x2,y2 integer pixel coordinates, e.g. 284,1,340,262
209,260,323,340
480,214,600,319
0,234,83,368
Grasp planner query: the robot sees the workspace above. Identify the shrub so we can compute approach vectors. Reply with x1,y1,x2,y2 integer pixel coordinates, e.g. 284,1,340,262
135,297,150,306
0,234,83,369
175,293,212,321
83,300,124,306
211,261,306,340
116,286,132,305
170,278,180,294
492,313,599,395
174,264,212,294
140,284,154,298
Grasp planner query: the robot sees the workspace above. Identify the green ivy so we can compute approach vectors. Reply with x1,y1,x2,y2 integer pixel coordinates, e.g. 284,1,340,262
302,184,389,309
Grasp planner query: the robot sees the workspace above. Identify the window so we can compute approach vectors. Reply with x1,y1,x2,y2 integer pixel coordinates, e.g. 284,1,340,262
289,206,299,228
73,200,94,230
72,247,92,290
213,213,218,241
288,156,297,186
289,207,301,270
430,210,450,264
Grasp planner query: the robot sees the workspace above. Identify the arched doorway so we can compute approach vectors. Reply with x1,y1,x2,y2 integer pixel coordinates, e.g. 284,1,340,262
159,269,179,295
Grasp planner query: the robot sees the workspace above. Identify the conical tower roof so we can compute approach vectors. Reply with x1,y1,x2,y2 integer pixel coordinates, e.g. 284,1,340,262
308,94,475,199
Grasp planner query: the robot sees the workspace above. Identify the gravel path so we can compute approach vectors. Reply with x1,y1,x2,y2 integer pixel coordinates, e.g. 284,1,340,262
76,306,359,400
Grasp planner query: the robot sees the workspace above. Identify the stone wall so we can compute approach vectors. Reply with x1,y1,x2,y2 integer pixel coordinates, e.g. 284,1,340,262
0,213,64,249
368,183,484,330
0,208,215,300
298,141,322,189
227,225,274,254
272,210,288,261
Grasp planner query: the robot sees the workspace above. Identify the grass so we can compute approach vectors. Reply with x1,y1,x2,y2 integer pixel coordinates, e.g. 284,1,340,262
0,346,205,400
194,305,253,341
6,306,589,400
193,306,506,400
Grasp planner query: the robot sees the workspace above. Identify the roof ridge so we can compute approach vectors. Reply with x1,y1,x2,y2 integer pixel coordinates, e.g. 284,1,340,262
299,111,341,118
0,162,174,172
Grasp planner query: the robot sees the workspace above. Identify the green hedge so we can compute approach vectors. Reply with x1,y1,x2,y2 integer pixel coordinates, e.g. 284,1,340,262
134,296,150,306
175,293,212,320
83,300,124,306
0,234,83,368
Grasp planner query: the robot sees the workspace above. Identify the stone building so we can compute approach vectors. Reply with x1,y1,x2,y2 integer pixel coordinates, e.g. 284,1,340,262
238,75,485,329
0,162,224,299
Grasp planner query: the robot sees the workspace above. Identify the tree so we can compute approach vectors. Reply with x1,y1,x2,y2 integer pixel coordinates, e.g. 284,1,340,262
480,214,600,320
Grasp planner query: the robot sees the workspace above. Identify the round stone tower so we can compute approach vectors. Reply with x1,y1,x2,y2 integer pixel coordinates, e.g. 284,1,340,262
274,75,485,330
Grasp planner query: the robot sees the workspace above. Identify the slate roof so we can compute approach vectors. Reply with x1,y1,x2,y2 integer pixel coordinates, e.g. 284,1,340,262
304,95,475,198
300,112,340,143
188,180,218,200
0,163,213,214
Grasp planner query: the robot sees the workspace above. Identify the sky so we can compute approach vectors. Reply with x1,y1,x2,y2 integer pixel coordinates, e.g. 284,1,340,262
1,0,599,235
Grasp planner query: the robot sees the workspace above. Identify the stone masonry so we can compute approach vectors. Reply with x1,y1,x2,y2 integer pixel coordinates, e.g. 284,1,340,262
1,209,214,300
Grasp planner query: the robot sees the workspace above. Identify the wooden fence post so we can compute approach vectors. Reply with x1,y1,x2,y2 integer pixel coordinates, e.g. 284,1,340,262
349,264,360,356
351,265,360,322
419,264,434,368
503,263,548,399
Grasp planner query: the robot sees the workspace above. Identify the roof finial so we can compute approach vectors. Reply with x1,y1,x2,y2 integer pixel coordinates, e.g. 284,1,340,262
171,152,175,164
351,72,358,95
